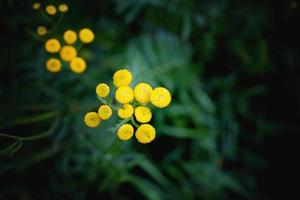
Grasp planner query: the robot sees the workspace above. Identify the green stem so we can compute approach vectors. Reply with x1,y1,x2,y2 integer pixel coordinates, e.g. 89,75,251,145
52,13,64,32
25,28,44,42
12,111,60,126
0,116,60,141
130,117,140,128
111,118,131,133
77,42,84,52
39,11,55,26
97,96,118,110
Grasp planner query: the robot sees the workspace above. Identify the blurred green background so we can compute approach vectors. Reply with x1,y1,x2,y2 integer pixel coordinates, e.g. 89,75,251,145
0,0,299,199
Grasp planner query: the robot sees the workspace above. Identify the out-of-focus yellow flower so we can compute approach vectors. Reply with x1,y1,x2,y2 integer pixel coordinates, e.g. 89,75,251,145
135,124,156,144
45,38,61,53
98,105,112,120
60,46,77,62
84,112,101,128
134,106,152,123
58,4,68,12
70,57,86,73
63,30,77,44
118,104,134,119
37,26,47,36
113,69,132,88
33,2,41,10
134,82,153,104
150,87,171,108
46,58,61,73
117,124,134,141
79,28,95,43
96,83,110,97
115,86,134,104
45,5,57,15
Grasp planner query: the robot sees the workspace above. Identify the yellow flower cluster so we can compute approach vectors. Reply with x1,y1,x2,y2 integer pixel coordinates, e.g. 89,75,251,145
32,2,95,74
84,69,172,144
33,2,68,14
44,28,94,73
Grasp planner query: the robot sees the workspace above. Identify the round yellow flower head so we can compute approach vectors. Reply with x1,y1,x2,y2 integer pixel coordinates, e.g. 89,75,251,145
46,58,61,73
70,57,86,73
37,26,47,36
84,112,101,128
117,124,134,141
135,124,156,144
134,106,152,123
115,86,134,104
98,105,112,120
118,104,134,119
96,83,110,97
150,87,172,108
59,4,68,12
45,38,61,53
33,2,41,10
45,5,57,15
63,30,77,44
60,46,77,62
113,69,132,87
79,28,95,43
134,82,153,104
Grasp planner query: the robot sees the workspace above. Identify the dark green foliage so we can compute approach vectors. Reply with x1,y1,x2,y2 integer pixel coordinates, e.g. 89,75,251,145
1,0,298,199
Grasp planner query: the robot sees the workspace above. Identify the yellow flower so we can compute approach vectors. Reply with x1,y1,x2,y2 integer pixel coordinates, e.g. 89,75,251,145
96,83,110,97
79,28,95,43
46,58,61,73
118,104,134,119
63,30,77,44
45,5,57,15
60,46,77,62
117,124,134,141
135,124,156,144
58,4,68,12
37,26,47,36
45,38,61,53
134,106,152,123
70,57,86,73
113,69,132,87
33,2,41,10
150,87,171,108
98,105,112,120
84,112,101,128
134,82,153,104
115,86,134,104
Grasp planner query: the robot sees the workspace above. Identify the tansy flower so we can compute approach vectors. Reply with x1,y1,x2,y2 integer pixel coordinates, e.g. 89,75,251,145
79,28,95,43
117,124,134,141
33,2,41,10
118,104,134,119
113,69,132,87
58,4,68,12
96,83,110,97
46,58,61,73
37,26,47,36
98,105,112,120
60,45,77,62
84,112,101,128
70,57,86,73
150,87,171,108
115,86,134,104
45,5,57,15
134,82,153,104
84,68,172,144
134,106,152,123
135,124,156,144
63,30,77,45
45,38,61,53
